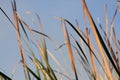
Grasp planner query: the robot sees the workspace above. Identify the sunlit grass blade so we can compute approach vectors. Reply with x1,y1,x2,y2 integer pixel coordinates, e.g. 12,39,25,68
12,0,30,80
86,28,98,79
82,0,119,79
62,20,78,80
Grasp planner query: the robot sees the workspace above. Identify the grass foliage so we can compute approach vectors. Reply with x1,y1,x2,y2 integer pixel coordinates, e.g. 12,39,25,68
0,0,120,80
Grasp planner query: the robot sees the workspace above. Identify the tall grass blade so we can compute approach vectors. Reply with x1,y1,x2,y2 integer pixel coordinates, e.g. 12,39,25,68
82,0,119,79
86,28,98,79
12,0,30,80
62,20,78,80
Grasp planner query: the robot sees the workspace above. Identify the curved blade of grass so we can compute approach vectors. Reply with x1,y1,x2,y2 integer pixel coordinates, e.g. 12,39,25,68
62,20,78,80
62,18,106,75
82,0,119,79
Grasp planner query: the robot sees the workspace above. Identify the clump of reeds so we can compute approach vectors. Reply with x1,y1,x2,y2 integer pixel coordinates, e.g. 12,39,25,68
0,0,120,80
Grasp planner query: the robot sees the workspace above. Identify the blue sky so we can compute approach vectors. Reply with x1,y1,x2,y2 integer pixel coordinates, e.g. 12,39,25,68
0,0,119,80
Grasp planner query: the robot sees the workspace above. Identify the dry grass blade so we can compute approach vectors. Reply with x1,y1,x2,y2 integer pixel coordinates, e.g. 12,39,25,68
62,20,78,80
12,0,29,80
86,28,98,79
82,0,117,79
